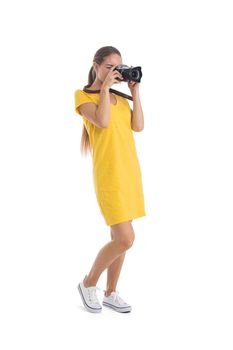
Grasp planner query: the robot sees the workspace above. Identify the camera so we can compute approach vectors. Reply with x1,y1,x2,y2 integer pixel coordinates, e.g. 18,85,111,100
114,64,142,83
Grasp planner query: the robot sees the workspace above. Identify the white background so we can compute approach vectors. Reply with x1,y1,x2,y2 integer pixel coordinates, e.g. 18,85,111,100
0,0,232,349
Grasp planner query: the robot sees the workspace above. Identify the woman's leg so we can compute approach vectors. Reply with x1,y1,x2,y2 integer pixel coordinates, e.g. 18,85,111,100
84,220,135,288
105,219,133,296
105,229,126,296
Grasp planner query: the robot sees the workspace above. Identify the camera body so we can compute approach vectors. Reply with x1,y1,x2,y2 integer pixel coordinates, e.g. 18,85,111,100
114,64,142,83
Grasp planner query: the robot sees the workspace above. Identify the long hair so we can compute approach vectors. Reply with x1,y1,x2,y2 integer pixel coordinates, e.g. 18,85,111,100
80,46,132,156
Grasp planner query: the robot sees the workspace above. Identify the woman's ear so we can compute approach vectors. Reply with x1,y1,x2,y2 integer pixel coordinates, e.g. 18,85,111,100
93,62,98,74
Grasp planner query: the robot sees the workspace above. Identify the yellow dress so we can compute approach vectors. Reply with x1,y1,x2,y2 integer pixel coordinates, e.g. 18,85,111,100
74,89,146,226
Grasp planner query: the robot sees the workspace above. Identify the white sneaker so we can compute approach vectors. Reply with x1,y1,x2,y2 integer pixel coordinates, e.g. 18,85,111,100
77,276,102,313
103,291,132,313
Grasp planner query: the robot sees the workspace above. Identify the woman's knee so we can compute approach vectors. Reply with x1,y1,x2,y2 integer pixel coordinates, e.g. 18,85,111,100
116,232,135,251
111,221,135,251
123,232,135,249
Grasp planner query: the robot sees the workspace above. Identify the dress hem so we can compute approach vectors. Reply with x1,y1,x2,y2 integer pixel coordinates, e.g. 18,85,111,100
105,212,146,226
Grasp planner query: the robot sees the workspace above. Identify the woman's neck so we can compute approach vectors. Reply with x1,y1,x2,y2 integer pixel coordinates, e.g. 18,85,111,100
88,79,103,90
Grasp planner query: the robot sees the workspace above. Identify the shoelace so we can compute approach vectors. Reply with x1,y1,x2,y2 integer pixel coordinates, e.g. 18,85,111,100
109,291,126,305
87,286,101,304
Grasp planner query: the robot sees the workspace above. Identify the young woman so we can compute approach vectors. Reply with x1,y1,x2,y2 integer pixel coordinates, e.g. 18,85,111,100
74,46,146,313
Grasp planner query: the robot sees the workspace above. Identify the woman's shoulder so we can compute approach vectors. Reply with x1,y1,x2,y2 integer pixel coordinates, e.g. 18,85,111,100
74,88,99,113
74,88,90,97
75,88,100,96
74,88,98,101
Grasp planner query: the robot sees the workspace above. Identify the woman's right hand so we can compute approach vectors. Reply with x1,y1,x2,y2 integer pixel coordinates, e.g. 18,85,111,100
102,65,123,90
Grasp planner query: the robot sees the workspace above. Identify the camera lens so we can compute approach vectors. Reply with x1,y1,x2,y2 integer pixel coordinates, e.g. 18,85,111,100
131,70,139,80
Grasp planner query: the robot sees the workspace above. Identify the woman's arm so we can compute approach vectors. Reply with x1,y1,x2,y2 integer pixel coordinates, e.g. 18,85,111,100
77,87,110,128
131,92,144,131
130,85,144,132
95,66,123,128
95,86,111,128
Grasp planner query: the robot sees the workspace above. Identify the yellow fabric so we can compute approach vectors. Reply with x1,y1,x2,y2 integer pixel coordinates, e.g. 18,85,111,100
74,89,146,226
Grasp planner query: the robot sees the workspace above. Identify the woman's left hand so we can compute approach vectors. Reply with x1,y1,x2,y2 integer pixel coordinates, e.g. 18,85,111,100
128,80,140,96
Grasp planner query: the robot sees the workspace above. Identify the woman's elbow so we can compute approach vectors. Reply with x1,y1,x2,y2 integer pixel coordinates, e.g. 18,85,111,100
131,125,144,132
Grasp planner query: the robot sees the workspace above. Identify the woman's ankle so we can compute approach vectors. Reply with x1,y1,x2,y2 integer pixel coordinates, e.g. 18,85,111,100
105,288,116,297
83,275,97,288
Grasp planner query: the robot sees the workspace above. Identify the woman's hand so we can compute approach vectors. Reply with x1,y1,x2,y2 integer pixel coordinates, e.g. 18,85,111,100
128,80,140,96
102,65,123,90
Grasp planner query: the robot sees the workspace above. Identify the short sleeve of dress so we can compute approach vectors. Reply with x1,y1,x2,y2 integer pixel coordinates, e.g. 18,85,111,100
74,89,96,116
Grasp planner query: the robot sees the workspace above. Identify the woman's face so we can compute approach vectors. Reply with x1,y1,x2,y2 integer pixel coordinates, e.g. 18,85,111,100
93,54,123,83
